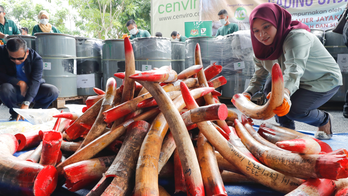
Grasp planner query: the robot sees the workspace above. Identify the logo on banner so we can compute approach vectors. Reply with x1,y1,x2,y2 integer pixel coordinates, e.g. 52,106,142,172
201,28,206,35
235,7,247,21
190,29,199,36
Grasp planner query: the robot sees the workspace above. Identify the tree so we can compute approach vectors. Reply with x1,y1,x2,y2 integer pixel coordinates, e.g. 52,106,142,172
0,0,79,35
69,0,151,39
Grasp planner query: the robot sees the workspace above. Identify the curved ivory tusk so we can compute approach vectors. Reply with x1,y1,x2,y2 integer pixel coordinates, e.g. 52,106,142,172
259,123,333,153
231,63,284,120
103,78,198,124
177,64,203,79
235,120,348,179
138,81,205,196
204,62,223,81
77,77,116,150
285,178,335,196
181,81,227,195
0,134,58,196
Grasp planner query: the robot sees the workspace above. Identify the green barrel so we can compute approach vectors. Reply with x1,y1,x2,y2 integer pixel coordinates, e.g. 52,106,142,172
132,37,171,71
102,39,125,88
220,31,255,98
171,41,185,74
185,36,217,69
35,33,77,97
75,37,102,95
325,29,348,102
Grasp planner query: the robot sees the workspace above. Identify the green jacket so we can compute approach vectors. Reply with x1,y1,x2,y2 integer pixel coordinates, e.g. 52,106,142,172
130,29,151,40
0,17,20,44
246,29,342,96
179,35,187,42
32,24,61,36
216,23,238,36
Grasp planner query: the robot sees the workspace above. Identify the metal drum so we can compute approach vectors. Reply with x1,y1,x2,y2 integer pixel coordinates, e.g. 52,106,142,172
132,37,171,71
325,29,348,102
310,28,325,45
35,33,77,97
102,39,125,88
75,37,102,95
171,41,185,74
220,31,255,98
185,36,217,69
7,35,36,50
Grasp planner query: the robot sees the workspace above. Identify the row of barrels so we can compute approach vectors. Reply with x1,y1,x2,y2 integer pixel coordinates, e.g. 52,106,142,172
9,34,186,98
8,29,348,102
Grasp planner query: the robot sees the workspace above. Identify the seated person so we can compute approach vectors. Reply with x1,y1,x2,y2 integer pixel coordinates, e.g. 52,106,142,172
0,37,59,121
32,10,61,35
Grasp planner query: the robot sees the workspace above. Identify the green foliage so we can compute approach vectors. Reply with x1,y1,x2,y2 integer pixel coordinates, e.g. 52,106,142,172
69,0,151,39
0,0,151,39
0,0,78,35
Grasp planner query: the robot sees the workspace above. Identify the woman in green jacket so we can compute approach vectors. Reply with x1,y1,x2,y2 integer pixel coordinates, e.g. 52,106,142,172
32,10,61,35
242,3,342,140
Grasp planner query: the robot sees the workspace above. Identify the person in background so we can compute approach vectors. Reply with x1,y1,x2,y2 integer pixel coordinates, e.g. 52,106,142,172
126,19,150,40
216,9,238,36
155,32,162,37
0,37,59,121
32,10,61,35
241,3,342,140
170,31,187,42
20,27,29,35
0,5,20,45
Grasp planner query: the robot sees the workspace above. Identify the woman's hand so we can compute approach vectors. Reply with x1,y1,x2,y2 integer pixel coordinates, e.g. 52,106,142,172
267,90,291,117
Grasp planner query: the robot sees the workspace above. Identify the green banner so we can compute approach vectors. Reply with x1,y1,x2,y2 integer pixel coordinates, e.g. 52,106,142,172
184,21,213,37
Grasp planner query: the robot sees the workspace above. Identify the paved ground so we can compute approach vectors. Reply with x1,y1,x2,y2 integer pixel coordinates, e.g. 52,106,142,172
0,101,347,134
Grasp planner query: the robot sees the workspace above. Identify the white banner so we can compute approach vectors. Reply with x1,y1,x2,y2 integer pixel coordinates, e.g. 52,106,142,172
151,0,200,39
151,0,347,37
201,0,347,35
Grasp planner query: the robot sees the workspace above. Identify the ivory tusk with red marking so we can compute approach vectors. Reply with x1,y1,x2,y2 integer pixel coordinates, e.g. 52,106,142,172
235,120,348,179
103,78,198,124
221,170,255,184
181,81,226,195
55,107,160,176
101,121,150,196
285,178,336,196
93,87,105,95
63,155,115,192
259,123,333,153
203,62,223,81
65,97,103,140
173,148,187,194
77,78,116,150
39,131,63,166
137,81,205,195
231,63,284,120
177,64,203,79
0,134,58,196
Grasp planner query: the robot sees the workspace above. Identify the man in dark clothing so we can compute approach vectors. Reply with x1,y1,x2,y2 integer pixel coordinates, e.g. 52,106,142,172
0,37,59,121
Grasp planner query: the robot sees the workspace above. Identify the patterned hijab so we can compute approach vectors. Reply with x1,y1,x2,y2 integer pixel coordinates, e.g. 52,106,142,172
249,3,310,60
38,10,52,33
